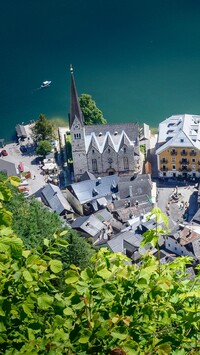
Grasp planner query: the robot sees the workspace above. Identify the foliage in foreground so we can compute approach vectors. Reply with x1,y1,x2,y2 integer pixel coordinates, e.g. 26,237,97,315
0,241,200,354
0,180,200,354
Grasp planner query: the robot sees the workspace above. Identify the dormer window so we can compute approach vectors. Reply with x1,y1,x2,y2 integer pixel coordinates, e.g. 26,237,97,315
114,131,118,135
99,132,102,136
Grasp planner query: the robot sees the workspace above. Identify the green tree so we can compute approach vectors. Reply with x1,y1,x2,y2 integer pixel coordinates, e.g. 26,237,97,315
36,140,52,158
32,114,55,142
79,93,107,125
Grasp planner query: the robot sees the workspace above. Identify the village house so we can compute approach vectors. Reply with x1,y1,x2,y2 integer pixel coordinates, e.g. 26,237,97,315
41,183,74,220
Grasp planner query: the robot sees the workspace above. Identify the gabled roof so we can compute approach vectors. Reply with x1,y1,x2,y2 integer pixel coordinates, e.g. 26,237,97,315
118,132,131,151
156,114,200,154
118,174,152,200
41,183,73,215
71,214,105,238
67,175,119,204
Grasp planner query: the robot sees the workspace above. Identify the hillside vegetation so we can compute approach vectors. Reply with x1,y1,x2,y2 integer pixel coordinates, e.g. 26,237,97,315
0,178,199,354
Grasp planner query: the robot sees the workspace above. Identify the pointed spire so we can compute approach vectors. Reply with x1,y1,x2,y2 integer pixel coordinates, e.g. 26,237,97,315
69,65,84,128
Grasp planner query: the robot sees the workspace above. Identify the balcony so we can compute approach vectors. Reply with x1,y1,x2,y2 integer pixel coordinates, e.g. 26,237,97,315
160,167,168,171
170,150,177,155
179,167,191,172
160,159,168,164
181,151,188,156
179,159,189,164
190,151,197,156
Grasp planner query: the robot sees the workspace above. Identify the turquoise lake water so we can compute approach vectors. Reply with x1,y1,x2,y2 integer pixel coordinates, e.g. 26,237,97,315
1,0,200,141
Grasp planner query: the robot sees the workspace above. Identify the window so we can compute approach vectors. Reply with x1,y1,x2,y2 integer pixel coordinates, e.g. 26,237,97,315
123,157,129,170
74,133,81,139
124,147,126,153
92,159,97,172
192,158,196,163
108,148,110,154
180,138,184,142
172,165,176,170
172,157,176,162
92,149,95,154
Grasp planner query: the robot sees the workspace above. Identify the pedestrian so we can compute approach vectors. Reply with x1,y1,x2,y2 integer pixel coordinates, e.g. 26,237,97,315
33,175,36,180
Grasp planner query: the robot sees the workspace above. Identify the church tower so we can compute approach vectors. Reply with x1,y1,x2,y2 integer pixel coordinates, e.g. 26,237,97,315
69,65,88,180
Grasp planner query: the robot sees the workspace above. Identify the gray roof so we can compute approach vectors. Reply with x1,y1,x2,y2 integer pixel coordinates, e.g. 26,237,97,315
41,183,72,215
79,171,96,182
16,124,27,138
85,122,139,143
0,159,18,176
118,174,152,199
71,214,105,238
68,174,119,204
107,230,143,253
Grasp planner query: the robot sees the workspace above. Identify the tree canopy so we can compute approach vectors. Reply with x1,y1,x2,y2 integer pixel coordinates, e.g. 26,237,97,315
36,140,52,158
79,94,107,125
32,114,55,142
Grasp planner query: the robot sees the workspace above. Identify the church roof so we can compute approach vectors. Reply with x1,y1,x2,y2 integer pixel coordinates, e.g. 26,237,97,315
69,65,84,128
85,122,139,142
85,130,135,154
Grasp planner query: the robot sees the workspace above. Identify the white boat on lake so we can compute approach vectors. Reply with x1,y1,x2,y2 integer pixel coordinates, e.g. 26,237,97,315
40,80,51,88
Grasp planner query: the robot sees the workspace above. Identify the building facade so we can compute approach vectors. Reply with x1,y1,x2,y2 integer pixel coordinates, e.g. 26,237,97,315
156,114,200,179
69,67,140,181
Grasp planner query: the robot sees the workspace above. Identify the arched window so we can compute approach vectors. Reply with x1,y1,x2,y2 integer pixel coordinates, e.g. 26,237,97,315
92,159,97,172
123,157,129,170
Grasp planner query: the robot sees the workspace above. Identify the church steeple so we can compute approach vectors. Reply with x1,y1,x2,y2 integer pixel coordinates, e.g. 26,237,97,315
69,65,84,129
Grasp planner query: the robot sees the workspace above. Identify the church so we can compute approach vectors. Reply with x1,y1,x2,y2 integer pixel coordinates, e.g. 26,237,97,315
69,66,141,181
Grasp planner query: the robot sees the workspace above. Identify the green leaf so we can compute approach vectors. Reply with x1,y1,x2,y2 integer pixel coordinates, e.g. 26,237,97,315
43,238,50,247
49,259,62,273
65,270,79,284
23,270,33,282
156,343,171,355
78,335,90,344
55,238,69,247
0,183,12,201
0,209,12,228
111,331,127,340
97,268,112,279
63,307,74,316
37,294,54,310
22,250,31,258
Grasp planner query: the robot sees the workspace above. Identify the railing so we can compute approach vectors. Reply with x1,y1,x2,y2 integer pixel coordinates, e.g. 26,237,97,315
179,167,191,172
181,151,188,156
190,151,197,156
160,159,168,164
170,151,177,155
160,167,168,171
179,159,189,164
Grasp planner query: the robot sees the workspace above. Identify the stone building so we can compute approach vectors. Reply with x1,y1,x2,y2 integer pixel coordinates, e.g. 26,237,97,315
69,66,140,181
